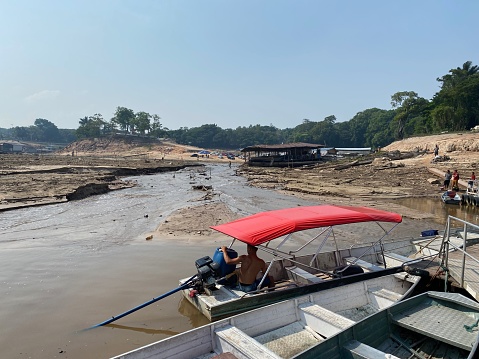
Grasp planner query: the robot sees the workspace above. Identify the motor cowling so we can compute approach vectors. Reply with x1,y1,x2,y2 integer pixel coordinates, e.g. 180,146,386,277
195,256,220,289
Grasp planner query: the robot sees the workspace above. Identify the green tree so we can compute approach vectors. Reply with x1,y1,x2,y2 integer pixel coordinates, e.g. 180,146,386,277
433,61,479,130
12,126,30,141
76,114,106,138
133,111,152,134
34,118,60,142
111,107,135,133
390,92,428,139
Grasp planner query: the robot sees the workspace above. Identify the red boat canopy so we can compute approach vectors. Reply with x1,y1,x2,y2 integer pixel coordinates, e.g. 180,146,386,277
211,205,402,246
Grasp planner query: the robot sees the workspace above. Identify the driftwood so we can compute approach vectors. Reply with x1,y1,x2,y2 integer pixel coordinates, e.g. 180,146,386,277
192,185,213,191
334,160,373,171
374,163,404,171
385,150,424,160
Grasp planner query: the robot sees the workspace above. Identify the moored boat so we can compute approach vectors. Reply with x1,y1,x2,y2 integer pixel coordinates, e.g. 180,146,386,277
441,190,461,204
461,180,479,207
297,291,479,359
111,272,421,359
179,205,455,321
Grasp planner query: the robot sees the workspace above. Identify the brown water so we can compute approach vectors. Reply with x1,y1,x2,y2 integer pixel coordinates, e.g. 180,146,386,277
1,165,465,358
1,164,326,359
394,196,479,226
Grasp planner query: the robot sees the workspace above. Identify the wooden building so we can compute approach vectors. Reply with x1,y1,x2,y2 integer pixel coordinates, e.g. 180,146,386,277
241,142,324,167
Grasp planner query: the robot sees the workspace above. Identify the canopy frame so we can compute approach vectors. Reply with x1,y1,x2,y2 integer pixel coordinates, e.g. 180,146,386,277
215,205,403,291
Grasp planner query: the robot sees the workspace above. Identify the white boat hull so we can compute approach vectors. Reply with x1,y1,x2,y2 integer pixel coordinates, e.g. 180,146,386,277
112,272,421,359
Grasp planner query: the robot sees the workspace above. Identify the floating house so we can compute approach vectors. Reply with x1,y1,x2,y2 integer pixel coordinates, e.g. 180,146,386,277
0,141,26,153
241,142,324,167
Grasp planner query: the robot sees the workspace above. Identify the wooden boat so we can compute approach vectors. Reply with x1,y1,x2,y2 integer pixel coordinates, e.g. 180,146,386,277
441,190,462,204
112,272,421,359
298,291,479,359
179,205,458,321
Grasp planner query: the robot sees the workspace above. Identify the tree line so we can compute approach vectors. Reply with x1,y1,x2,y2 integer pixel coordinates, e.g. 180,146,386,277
2,61,478,149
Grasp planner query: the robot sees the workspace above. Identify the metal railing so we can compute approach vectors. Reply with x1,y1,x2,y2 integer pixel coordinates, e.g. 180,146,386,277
441,216,479,290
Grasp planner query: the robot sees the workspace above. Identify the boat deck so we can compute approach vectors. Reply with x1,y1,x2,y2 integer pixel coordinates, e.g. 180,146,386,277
392,296,479,351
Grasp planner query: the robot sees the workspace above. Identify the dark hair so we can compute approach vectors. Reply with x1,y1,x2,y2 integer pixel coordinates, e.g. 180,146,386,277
247,244,258,252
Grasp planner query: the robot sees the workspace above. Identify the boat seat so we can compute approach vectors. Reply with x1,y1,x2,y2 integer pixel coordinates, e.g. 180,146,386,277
285,266,324,284
344,257,383,272
383,252,421,265
214,325,281,359
368,287,402,303
298,302,355,336
343,340,401,359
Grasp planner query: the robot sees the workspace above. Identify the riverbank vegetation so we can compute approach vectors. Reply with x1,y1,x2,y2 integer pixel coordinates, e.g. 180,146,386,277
1,61,478,150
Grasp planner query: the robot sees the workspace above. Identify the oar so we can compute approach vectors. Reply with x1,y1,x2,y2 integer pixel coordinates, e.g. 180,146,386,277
90,274,197,329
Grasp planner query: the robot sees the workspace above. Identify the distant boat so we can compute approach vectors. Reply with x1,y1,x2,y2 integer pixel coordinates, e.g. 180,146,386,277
441,190,461,204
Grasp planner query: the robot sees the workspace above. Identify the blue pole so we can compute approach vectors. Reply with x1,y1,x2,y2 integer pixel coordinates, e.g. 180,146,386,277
90,274,197,328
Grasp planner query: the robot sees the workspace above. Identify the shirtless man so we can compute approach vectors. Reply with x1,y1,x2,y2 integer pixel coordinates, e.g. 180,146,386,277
220,244,271,292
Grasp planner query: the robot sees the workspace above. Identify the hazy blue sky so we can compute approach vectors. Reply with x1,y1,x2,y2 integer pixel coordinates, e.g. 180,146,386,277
1,1,478,131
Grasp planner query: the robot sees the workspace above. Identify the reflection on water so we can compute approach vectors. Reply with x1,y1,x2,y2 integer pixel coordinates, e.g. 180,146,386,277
105,323,181,336
178,297,210,328
394,196,479,226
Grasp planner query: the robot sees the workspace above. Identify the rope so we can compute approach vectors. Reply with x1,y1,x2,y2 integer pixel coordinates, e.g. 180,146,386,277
464,318,479,332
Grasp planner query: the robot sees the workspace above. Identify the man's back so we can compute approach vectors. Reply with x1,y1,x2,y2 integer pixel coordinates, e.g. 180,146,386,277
237,254,265,285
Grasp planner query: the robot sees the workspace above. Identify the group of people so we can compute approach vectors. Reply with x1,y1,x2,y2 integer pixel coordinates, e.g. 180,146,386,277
444,170,476,191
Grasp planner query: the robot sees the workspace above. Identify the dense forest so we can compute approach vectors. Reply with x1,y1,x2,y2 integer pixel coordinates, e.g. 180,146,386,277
1,61,478,149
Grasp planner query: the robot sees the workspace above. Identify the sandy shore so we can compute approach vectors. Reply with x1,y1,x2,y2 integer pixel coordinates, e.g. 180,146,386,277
1,132,477,229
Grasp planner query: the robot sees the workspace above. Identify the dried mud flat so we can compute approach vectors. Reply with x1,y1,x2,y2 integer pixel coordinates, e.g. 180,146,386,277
0,153,196,211
1,132,477,225
238,132,479,221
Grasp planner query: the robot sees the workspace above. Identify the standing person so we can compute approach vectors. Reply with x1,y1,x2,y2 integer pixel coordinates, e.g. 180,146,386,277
468,172,476,188
434,144,439,157
444,170,452,190
451,170,460,190
220,244,273,292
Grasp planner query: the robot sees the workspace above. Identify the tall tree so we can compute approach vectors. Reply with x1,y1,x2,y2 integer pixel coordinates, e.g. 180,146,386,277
133,111,151,134
434,61,479,130
34,118,60,142
76,114,106,138
111,107,135,133
390,91,427,139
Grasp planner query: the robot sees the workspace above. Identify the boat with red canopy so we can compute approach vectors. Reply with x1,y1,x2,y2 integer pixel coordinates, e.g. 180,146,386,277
180,205,427,321
211,205,402,246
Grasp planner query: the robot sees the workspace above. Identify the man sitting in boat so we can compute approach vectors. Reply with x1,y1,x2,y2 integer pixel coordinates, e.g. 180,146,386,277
220,244,273,292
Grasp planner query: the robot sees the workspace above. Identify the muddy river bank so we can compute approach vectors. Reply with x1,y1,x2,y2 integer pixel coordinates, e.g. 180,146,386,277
0,163,460,359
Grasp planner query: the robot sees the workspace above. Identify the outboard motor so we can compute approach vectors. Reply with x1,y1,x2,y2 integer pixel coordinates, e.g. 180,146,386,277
195,256,220,290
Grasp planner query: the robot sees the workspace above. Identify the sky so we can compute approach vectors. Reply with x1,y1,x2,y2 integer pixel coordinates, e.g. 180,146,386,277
1,1,478,131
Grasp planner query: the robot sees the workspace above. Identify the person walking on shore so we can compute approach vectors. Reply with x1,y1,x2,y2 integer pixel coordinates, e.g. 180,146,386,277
434,144,439,157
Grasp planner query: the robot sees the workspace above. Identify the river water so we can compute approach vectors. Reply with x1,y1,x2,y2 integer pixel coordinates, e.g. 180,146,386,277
0,164,323,359
1,163,476,359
